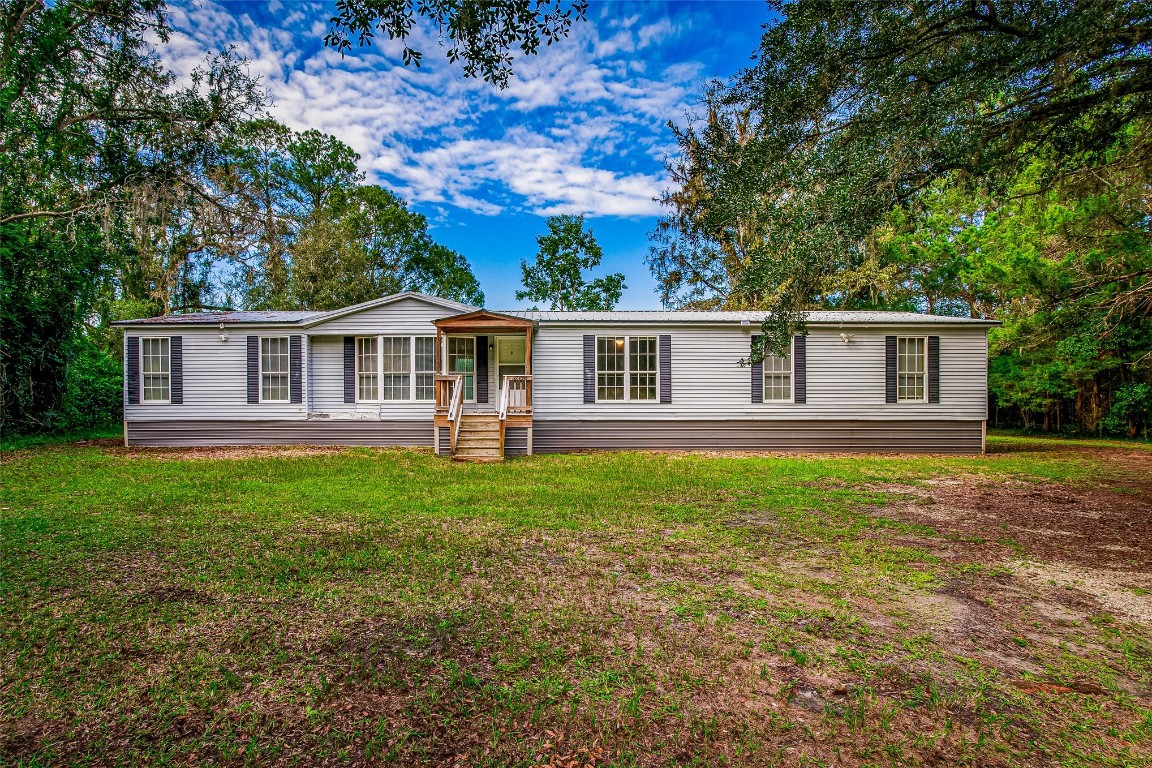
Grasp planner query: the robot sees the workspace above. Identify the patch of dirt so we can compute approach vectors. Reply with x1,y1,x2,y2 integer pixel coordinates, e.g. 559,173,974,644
1013,560,1152,624
875,475,1152,573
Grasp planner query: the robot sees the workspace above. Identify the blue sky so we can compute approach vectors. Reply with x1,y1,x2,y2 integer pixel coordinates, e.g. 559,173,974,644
162,0,773,309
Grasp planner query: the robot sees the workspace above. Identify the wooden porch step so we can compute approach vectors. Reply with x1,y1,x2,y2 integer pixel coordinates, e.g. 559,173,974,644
454,448,502,459
451,414,506,460
457,437,501,449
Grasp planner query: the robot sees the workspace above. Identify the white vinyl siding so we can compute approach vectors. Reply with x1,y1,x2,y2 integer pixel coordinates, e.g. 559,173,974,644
141,337,170,403
528,325,988,422
260,337,290,403
897,337,927,403
763,344,792,402
596,335,657,402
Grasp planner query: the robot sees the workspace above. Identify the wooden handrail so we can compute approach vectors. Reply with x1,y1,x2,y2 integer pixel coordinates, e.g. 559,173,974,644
447,379,464,455
434,374,461,414
501,375,532,417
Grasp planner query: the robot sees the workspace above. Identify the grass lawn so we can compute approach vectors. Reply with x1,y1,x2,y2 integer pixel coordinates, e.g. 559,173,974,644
2,435,1150,766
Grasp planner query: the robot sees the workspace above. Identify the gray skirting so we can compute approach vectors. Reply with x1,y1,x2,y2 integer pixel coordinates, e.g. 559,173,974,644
504,427,529,457
531,419,984,454
436,427,451,456
126,419,983,454
126,420,433,447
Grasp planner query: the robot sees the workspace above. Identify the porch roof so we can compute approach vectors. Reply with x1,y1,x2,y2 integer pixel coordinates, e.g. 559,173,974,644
432,310,535,333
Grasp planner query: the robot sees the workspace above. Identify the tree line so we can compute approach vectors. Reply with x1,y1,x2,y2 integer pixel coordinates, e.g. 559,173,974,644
1,0,538,434
649,0,1152,438
5,0,1148,439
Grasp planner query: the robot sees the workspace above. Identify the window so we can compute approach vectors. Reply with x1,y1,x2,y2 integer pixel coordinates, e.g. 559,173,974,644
381,336,411,400
897,336,927,402
763,344,793,402
140,337,170,403
596,335,657,402
629,336,657,400
261,337,290,402
414,337,436,401
357,335,437,402
447,336,476,401
357,337,379,401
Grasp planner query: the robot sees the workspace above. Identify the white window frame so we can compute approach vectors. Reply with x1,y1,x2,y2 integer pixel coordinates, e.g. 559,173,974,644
356,337,380,403
595,335,659,403
355,335,437,403
260,336,291,404
139,336,171,404
896,336,929,403
762,338,794,403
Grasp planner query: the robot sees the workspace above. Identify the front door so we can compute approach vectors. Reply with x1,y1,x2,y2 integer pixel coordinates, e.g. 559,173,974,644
496,336,526,390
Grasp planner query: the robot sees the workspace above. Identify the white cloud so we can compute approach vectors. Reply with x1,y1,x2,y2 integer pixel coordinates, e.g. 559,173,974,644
159,0,698,218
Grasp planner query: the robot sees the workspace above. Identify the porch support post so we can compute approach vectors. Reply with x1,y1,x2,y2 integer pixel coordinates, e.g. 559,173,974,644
436,328,443,373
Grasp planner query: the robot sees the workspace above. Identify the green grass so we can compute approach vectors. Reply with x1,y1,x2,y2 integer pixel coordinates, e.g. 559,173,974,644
1,437,1149,766
0,423,122,451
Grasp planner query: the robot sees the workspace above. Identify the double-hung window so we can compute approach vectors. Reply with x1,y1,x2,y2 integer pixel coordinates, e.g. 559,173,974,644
381,336,411,400
140,337,170,403
596,336,657,402
261,337,290,402
763,343,793,402
414,337,437,401
357,337,379,401
355,335,436,402
897,336,927,402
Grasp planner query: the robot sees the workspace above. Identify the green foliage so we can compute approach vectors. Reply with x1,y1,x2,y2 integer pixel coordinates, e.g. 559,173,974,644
325,0,589,88
287,185,483,309
1,1,489,436
655,0,1152,348
0,0,263,433
54,338,124,432
653,0,1152,425
517,214,625,311
1103,384,1152,438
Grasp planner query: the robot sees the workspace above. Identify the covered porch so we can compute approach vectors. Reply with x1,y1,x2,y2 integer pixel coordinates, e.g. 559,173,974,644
432,310,535,459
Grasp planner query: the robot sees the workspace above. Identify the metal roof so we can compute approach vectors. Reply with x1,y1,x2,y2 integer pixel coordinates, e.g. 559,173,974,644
495,310,1000,325
112,310,323,325
110,291,477,327
111,292,999,328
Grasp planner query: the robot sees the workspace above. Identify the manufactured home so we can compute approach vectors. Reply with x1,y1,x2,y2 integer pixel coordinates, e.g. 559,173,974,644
114,291,998,457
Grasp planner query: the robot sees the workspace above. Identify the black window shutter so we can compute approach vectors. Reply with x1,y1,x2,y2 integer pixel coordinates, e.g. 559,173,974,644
793,335,806,404
289,335,303,404
928,335,940,404
126,337,140,405
658,334,672,404
885,336,898,403
170,336,183,405
247,336,260,404
583,335,596,404
751,335,763,403
343,336,355,404
475,336,489,403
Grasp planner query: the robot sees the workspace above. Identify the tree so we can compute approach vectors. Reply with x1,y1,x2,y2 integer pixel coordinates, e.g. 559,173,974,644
0,0,264,432
516,215,624,311
325,0,589,88
288,185,483,309
655,0,1152,350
